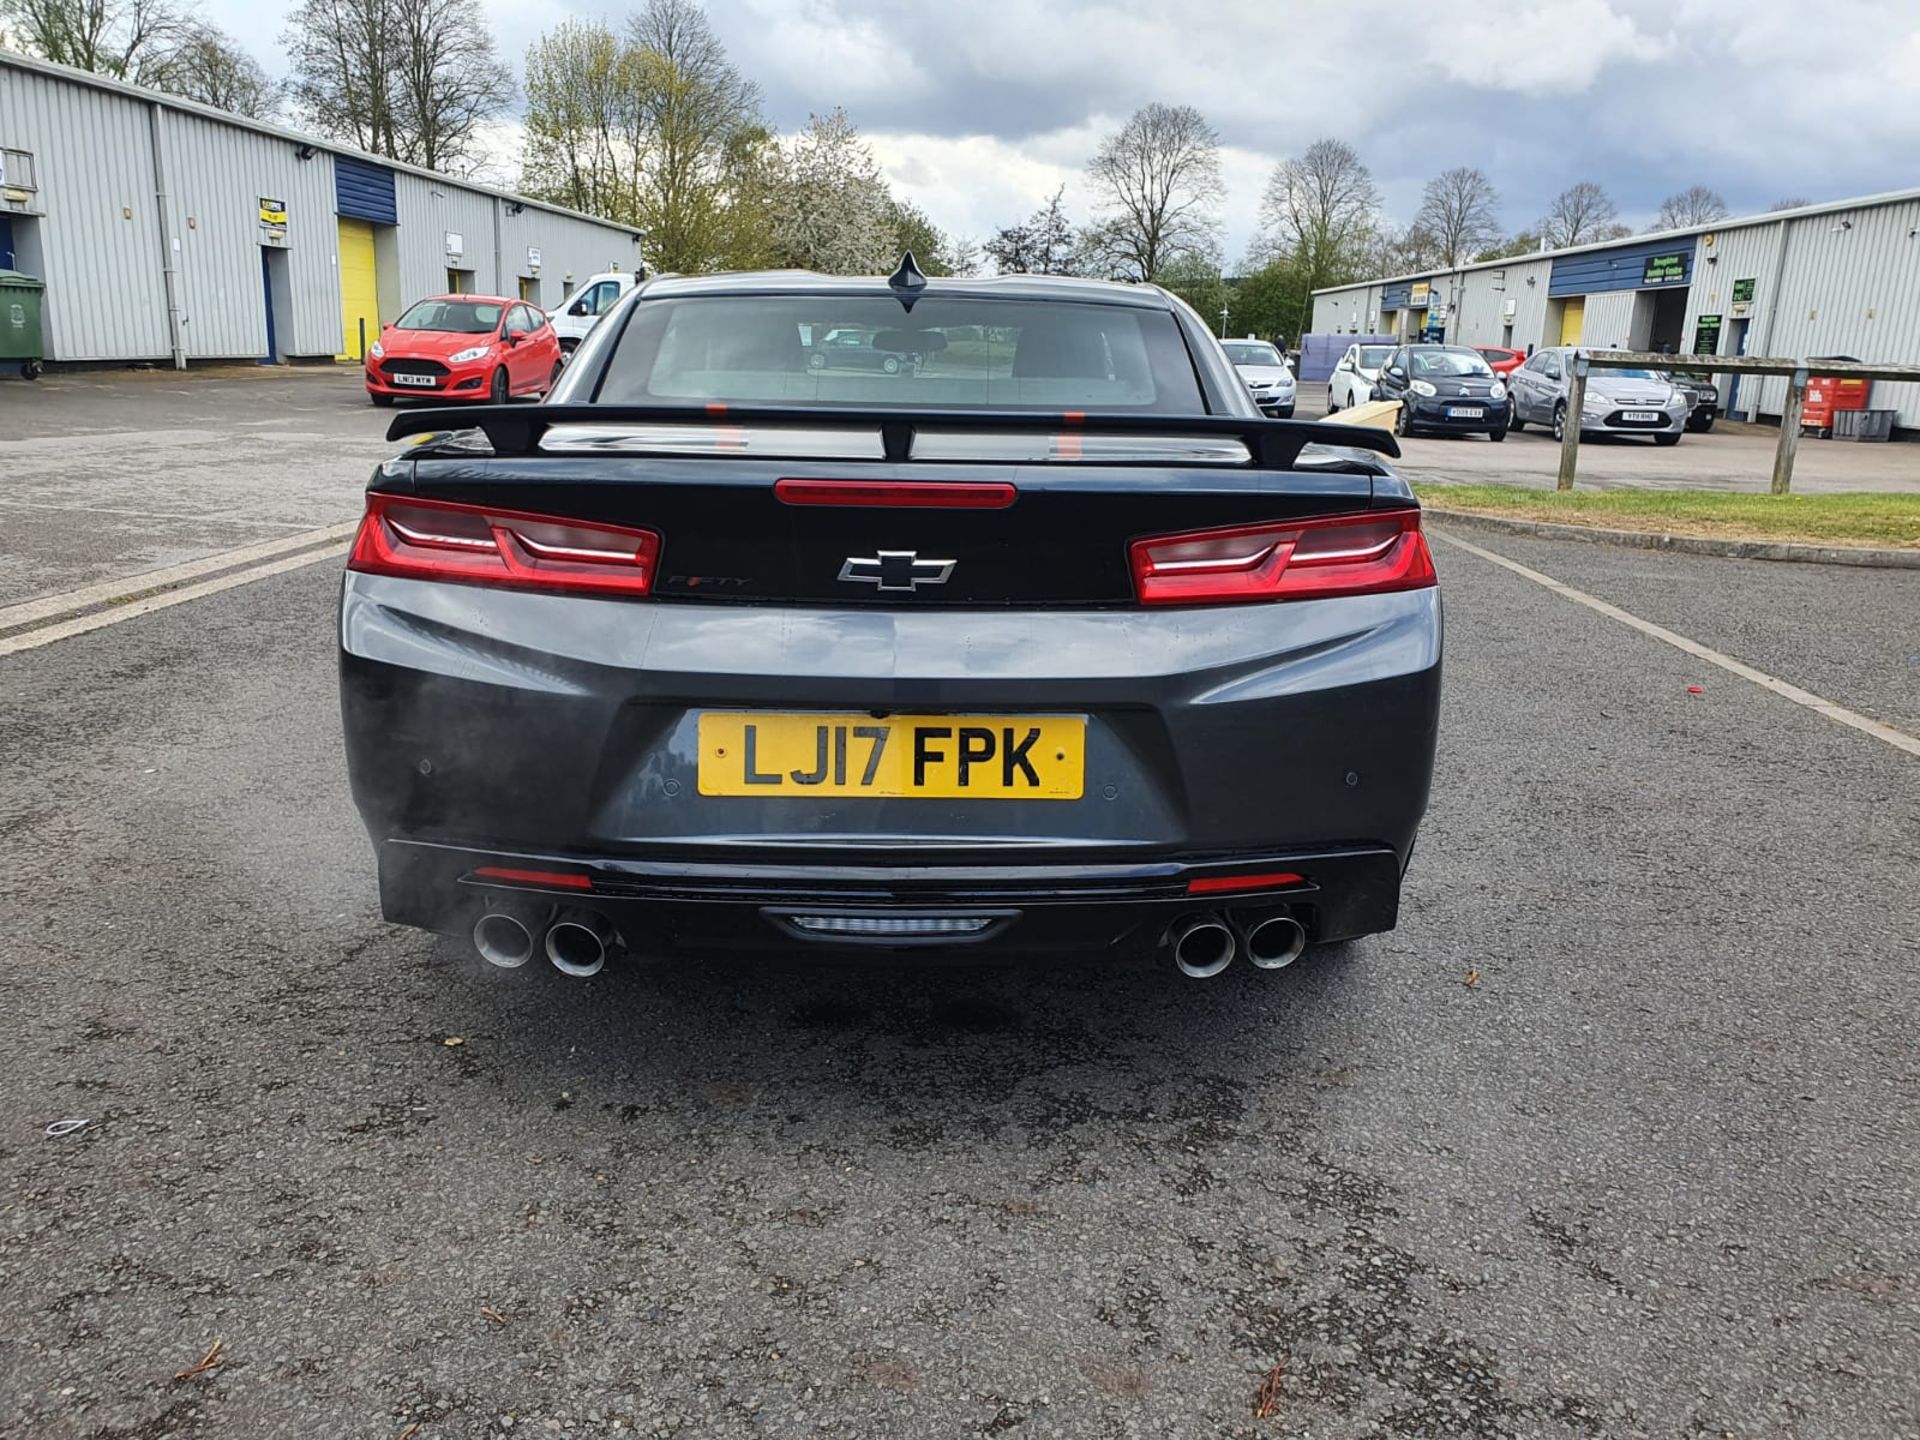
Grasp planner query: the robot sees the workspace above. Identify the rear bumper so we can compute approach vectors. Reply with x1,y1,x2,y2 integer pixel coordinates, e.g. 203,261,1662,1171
340,572,1442,954
375,838,1407,954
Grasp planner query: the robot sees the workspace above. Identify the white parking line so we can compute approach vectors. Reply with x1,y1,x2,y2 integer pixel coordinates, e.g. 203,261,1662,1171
0,521,358,653
1431,529,1920,759
0,497,325,529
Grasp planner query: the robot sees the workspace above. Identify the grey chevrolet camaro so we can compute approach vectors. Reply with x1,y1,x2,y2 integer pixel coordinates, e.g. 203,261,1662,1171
339,260,1442,981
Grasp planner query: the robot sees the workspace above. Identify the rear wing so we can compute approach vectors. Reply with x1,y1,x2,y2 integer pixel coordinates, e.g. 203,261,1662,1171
385,404,1399,471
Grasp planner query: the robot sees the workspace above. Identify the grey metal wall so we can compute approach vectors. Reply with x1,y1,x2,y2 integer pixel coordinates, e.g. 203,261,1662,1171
2,53,644,364
161,108,338,358
392,170,498,300
1311,284,1382,336
1445,256,1551,348
1578,291,1636,351
499,205,642,310
1680,200,1920,424
0,63,168,360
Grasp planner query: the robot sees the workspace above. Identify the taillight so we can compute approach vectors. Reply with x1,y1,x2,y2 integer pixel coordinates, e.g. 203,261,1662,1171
348,493,660,597
1129,509,1436,606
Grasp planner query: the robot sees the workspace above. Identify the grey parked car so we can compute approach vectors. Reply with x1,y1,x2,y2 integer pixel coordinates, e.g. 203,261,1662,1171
342,266,1441,982
1507,347,1690,444
1221,339,1296,418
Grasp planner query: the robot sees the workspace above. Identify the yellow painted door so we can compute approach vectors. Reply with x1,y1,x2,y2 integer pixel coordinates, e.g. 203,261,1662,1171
337,218,380,362
1559,296,1585,347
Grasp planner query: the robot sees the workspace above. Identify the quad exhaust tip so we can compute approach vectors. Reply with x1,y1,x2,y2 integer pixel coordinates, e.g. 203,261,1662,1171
473,912,535,969
546,911,614,978
1242,913,1307,971
1168,914,1236,980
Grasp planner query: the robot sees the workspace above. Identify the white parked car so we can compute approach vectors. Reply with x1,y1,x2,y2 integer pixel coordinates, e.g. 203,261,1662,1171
1325,342,1397,412
552,270,643,353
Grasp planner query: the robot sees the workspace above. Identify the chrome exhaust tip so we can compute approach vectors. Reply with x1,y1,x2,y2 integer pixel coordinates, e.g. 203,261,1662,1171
545,911,614,978
1243,914,1307,971
1167,914,1236,980
473,912,535,969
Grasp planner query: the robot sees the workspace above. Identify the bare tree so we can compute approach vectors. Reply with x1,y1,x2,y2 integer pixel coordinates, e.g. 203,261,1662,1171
285,0,513,174
1254,137,1380,331
1413,166,1501,267
1083,103,1222,282
1653,184,1730,230
148,24,278,117
1538,181,1622,248
1769,196,1811,212
0,0,191,80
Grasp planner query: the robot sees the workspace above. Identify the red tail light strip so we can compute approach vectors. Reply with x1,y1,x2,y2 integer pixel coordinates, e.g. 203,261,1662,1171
773,478,1017,509
1131,509,1436,606
1186,871,1306,895
349,493,660,597
472,866,593,891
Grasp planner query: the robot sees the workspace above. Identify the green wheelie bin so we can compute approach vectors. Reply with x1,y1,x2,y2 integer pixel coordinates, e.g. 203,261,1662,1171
0,269,46,379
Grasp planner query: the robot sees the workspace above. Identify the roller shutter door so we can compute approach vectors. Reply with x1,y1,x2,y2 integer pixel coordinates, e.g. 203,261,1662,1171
337,218,380,362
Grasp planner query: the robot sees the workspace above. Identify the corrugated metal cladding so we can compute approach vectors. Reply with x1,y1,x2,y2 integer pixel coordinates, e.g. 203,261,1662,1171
499,205,639,310
392,170,497,300
0,53,642,365
1380,280,1414,309
0,65,169,360
162,109,337,359
334,155,397,225
1548,236,1696,297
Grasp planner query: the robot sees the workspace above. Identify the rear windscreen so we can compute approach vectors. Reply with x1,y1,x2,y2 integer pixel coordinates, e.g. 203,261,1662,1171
593,295,1208,412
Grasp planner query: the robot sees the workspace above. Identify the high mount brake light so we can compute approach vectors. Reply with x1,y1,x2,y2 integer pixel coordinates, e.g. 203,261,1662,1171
349,493,660,597
1130,509,1436,605
773,478,1017,508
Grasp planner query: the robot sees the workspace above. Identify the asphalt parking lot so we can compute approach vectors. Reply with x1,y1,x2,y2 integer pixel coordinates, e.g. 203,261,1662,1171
1295,380,1920,496
3,370,1918,1438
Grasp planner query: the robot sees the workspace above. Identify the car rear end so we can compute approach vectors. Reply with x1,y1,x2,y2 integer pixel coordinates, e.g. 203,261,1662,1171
339,275,1442,979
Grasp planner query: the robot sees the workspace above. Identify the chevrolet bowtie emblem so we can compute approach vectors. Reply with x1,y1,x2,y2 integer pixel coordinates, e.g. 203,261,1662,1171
838,551,956,592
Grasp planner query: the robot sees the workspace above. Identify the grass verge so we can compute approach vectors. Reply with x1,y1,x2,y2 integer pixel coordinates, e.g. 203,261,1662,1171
1414,485,1920,549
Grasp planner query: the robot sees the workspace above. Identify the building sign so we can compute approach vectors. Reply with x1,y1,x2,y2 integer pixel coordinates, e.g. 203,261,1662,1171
1642,252,1688,285
526,246,542,272
1693,314,1723,355
1408,281,1431,309
258,197,287,225
1730,276,1757,317
445,231,464,258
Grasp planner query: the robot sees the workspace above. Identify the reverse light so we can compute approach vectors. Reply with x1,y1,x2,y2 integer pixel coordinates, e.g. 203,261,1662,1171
449,344,493,364
349,493,660,597
1130,509,1436,606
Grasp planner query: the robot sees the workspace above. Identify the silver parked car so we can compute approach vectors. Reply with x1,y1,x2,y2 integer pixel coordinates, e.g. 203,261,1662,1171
1222,339,1296,418
1507,347,1690,444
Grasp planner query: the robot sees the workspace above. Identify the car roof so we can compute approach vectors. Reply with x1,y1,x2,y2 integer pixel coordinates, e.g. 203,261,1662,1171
637,268,1177,310
414,294,519,306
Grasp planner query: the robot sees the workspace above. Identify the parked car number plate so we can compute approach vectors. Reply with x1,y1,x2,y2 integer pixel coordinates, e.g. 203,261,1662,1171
697,713,1085,799
1622,410,1661,422
392,373,437,387
1447,406,1485,419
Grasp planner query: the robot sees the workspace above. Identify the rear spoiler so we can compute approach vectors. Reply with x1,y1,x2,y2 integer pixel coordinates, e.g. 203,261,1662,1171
385,404,1400,469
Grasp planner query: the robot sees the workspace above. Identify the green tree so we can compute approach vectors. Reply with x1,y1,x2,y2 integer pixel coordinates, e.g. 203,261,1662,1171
885,197,952,275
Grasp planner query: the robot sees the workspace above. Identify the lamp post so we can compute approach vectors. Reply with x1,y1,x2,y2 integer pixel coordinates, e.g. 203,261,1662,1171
1219,305,1230,338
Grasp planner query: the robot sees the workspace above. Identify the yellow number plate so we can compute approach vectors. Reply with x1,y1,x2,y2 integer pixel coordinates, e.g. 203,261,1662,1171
697,713,1085,799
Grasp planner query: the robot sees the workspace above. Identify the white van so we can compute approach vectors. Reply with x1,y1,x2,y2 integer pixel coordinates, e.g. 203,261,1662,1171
552,270,644,352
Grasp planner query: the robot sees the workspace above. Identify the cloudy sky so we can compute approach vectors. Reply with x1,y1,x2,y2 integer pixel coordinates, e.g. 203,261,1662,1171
208,0,1920,262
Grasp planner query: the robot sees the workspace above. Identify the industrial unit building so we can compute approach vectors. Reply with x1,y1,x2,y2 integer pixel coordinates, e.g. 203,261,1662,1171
0,51,644,367
1310,188,1920,427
